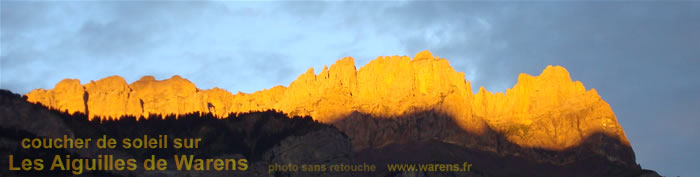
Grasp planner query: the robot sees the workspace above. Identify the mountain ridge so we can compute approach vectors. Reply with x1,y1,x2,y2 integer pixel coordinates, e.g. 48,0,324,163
2,90,659,177
25,50,629,152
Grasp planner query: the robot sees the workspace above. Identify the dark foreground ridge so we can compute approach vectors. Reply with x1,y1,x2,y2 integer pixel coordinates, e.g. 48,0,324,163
0,89,661,177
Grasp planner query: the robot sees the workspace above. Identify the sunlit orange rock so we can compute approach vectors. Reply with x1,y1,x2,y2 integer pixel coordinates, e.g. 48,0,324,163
24,51,629,150
127,75,206,118
27,79,85,114
83,76,130,120
199,87,235,117
471,65,629,150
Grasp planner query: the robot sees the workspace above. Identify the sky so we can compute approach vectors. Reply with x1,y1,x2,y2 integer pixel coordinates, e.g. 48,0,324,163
1,1,699,176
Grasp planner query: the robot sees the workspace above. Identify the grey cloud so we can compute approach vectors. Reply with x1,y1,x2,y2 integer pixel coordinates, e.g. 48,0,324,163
1,1,698,176
1,1,225,93
1,2,53,34
290,2,700,176
380,2,700,176
280,1,329,18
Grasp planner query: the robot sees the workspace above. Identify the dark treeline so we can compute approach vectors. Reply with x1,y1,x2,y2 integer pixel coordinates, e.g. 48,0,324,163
1,89,337,161
1,90,343,176
55,109,335,161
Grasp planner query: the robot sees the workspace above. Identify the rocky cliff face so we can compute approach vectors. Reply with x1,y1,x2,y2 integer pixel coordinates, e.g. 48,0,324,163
472,66,629,151
25,51,630,155
4,88,656,177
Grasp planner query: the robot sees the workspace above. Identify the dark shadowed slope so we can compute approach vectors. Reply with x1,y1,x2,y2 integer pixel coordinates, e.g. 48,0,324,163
2,89,662,177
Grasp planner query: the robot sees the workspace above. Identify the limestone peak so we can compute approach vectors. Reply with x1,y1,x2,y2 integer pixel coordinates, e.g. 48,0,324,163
413,50,435,61
137,76,156,82
540,65,573,81
90,75,127,84
56,78,82,88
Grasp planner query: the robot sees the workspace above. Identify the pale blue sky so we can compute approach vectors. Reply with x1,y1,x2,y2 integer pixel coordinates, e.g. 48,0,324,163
2,1,699,176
